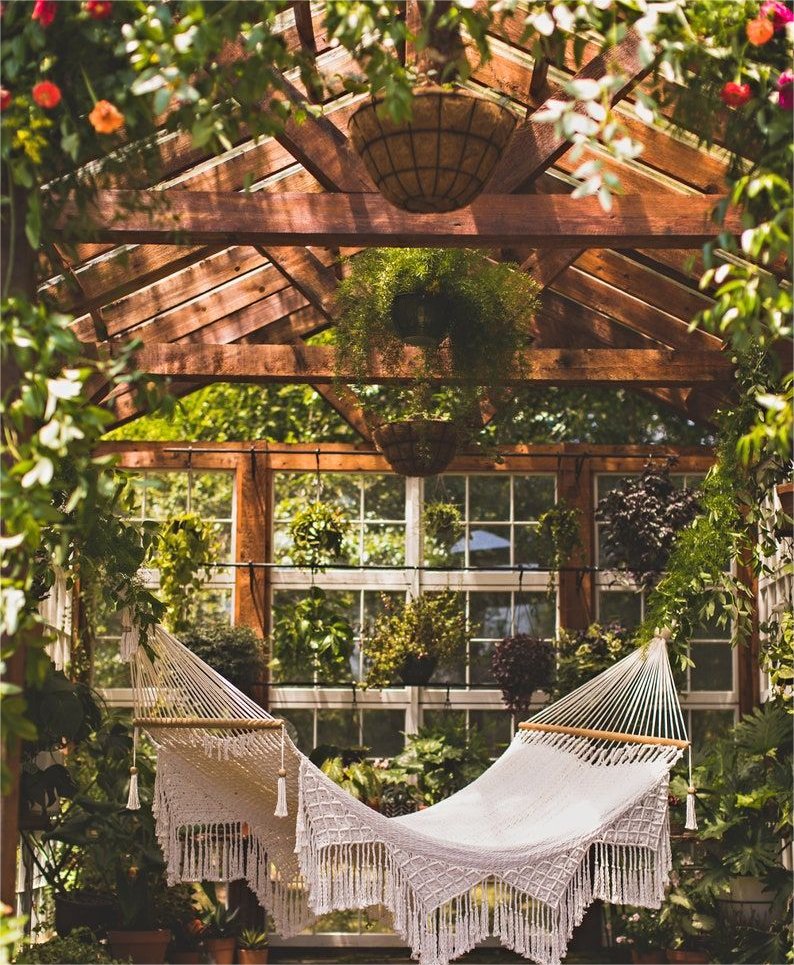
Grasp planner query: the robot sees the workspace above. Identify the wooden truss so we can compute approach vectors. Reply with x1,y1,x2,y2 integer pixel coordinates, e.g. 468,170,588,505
47,4,791,437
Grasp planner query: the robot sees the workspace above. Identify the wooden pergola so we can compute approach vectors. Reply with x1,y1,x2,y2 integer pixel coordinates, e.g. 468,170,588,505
45,5,766,441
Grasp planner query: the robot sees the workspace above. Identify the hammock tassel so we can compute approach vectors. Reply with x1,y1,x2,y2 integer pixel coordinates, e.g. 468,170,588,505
126,726,141,811
119,607,140,662
684,747,697,831
275,724,288,818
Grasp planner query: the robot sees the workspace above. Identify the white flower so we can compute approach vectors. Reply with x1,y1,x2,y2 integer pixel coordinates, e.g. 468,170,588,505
21,457,54,489
1,587,27,636
44,371,83,420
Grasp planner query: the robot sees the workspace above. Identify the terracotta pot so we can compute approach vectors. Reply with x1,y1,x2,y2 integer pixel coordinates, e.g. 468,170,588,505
632,950,667,964
372,420,457,477
108,928,171,965
391,293,452,347
54,890,118,938
238,950,269,965
399,653,437,686
666,950,709,964
205,937,236,964
350,87,516,213
170,952,205,964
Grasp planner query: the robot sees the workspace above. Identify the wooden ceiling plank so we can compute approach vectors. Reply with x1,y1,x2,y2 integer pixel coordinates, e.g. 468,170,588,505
123,343,733,387
66,189,740,249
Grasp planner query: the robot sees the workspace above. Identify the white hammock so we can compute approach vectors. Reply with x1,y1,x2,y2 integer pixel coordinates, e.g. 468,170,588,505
125,625,689,965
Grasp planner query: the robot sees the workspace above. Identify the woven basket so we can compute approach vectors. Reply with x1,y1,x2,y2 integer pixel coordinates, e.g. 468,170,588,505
372,420,458,477
349,87,516,213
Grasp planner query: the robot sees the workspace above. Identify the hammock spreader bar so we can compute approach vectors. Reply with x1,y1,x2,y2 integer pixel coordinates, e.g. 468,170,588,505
518,721,689,749
133,716,285,730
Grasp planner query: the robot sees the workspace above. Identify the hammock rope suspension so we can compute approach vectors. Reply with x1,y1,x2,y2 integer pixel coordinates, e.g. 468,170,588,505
125,624,689,965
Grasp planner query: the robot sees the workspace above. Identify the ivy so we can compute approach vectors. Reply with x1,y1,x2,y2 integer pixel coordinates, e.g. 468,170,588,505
151,513,220,635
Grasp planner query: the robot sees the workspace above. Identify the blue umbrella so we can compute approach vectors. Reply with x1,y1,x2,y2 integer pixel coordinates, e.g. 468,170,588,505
451,528,512,554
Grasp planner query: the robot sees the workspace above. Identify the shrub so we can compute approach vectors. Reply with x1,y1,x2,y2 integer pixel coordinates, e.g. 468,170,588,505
181,621,266,695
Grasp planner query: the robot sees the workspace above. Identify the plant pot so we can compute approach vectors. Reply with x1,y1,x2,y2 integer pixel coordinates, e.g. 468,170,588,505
372,420,457,477
391,292,452,347
350,86,516,213
665,951,709,963
171,952,205,964
108,928,171,965
631,951,667,964
715,875,773,925
205,937,236,964
54,889,118,937
239,950,269,965
399,653,438,686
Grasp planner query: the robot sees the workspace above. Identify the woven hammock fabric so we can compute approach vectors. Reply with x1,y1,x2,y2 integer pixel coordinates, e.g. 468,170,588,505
129,627,686,965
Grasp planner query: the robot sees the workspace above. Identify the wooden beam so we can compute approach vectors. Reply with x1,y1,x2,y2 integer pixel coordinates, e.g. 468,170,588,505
124,343,733,386
67,190,740,249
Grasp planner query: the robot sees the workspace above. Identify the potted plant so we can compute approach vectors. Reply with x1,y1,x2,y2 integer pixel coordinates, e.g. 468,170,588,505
536,502,581,593
363,591,471,687
614,908,672,963
238,929,269,965
270,586,355,684
491,635,555,719
14,926,125,964
380,779,421,818
287,500,349,571
320,755,383,811
181,621,267,698
161,885,205,964
423,501,463,543
335,249,539,476
551,623,633,699
199,887,239,965
597,461,700,589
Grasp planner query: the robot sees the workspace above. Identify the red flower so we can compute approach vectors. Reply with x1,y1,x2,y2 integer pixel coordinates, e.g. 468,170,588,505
778,71,794,111
32,80,61,109
746,16,775,44
31,0,56,27
84,0,112,18
0,88,10,112
720,81,752,108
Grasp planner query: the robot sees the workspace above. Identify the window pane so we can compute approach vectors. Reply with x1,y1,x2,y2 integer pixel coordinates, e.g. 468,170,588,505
690,709,734,763
469,476,510,521
425,475,465,510
278,708,314,751
470,640,496,685
599,590,642,630
514,524,544,568
421,709,465,734
316,709,360,751
469,710,513,757
363,475,405,521
362,710,406,758
515,594,555,638
690,643,733,691
144,473,188,518
191,471,233,518
468,525,511,567
470,593,512,639
514,476,555,521
363,524,405,565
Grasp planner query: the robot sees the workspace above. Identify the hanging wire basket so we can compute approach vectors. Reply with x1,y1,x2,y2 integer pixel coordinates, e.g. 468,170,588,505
349,87,517,213
372,419,458,477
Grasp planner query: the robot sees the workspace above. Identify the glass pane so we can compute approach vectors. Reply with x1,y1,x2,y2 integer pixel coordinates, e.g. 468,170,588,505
144,473,189,518
598,590,642,630
694,612,730,639
272,523,291,564
424,530,464,569
210,522,233,561
191,472,233,518
597,474,635,500
363,475,405,521
690,643,733,691
314,910,360,934
362,710,406,758
277,708,314,751
470,640,496,685
469,710,513,757
514,524,545,568
193,589,233,624
421,709,465,734
469,476,510,521
470,592,512,640
321,474,361,515
468,525,511,568
425,475,465,512
690,709,735,763
363,524,405,565
515,594,555,638
514,476,555,521
316,709,360,751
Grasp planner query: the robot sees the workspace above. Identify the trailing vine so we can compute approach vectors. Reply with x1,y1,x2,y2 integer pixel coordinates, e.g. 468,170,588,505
151,513,220,635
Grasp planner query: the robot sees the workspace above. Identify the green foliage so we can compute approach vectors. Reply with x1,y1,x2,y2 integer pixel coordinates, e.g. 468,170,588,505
181,621,266,697
238,929,269,950
536,501,581,593
197,883,239,939
288,501,349,572
552,623,633,700
383,721,490,806
423,501,463,542
270,587,355,684
14,927,123,965
597,462,701,590
151,513,219,634
363,592,471,689
760,609,794,711
0,908,26,965
321,756,382,809
334,248,538,427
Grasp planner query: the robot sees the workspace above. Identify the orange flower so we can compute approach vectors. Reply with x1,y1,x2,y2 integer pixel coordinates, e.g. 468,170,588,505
746,16,774,44
89,99,124,134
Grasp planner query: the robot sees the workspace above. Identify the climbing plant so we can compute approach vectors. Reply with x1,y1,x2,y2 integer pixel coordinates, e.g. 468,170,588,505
151,514,220,634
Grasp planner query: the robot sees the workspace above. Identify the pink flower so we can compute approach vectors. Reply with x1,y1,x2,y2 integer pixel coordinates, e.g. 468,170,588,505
31,0,56,27
760,0,794,32
32,80,61,109
777,71,794,110
0,88,10,111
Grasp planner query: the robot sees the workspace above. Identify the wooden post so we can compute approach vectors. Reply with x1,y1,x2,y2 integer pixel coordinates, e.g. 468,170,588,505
557,453,595,630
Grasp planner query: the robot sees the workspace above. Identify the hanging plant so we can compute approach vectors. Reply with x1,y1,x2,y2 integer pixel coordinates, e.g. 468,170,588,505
551,623,632,700
288,501,348,572
152,513,219,634
423,501,464,543
364,592,471,688
536,502,581,593
270,586,355,685
597,461,701,590
491,635,555,718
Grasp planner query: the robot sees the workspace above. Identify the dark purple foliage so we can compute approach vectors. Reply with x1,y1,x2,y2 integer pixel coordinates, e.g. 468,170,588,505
491,634,555,718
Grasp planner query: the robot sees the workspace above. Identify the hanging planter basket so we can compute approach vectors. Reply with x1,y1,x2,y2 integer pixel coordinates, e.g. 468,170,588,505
372,420,458,477
349,87,517,213
391,292,453,346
